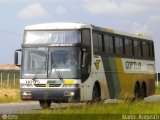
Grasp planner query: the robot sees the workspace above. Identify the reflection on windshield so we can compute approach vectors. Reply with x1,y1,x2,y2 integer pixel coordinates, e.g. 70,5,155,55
49,47,80,79
22,48,48,78
24,30,79,44
22,47,80,79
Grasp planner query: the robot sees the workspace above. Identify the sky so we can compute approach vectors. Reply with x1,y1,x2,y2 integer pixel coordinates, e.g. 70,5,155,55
0,0,160,71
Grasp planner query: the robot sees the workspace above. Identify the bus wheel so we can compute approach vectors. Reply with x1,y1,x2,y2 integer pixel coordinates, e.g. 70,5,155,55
134,82,140,100
92,83,101,102
39,100,51,109
140,82,146,98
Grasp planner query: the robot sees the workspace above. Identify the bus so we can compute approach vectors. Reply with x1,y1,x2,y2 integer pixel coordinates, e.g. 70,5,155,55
14,22,155,108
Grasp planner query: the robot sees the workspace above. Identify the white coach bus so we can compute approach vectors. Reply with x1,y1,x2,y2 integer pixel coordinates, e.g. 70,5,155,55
15,22,155,108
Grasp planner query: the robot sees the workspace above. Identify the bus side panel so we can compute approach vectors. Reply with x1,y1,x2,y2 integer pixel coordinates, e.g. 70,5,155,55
115,58,155,98
80,55,110,101
115,58,135,98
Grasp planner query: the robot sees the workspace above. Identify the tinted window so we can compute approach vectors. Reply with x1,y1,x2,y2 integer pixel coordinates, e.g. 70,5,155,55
93,32,98,52
82,29,90,46
134,41,141,57
142,42,149,58
82,29,91,81
125,39,133,56
104,35,114,54
98,34,104,52
115,37,123,55
149,42,154,58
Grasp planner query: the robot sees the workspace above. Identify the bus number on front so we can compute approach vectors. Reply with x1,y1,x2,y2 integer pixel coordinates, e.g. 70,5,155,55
26,80,40,84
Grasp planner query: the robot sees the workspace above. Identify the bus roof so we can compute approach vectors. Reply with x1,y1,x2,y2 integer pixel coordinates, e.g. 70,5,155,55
92,25,153,41
25,22,92,30
25,22,152,41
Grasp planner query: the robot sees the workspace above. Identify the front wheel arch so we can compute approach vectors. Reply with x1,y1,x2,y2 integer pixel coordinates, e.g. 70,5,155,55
92,81,101,101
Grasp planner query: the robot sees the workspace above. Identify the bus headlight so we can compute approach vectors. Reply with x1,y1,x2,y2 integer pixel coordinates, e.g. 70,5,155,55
64,91,75,96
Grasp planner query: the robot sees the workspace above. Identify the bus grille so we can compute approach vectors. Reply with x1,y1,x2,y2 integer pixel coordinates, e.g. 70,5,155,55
34,84,62,87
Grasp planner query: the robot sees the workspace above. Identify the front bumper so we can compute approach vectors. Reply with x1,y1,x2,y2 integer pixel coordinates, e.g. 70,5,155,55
21,88,80,103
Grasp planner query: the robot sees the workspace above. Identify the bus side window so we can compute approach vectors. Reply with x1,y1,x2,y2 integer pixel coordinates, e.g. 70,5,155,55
142,41,149,58
104,35,114,54
98,34,105,53
115,36,123,55
134,41,141,58
149,42,154,59
125,38,133,57
93,32,98,53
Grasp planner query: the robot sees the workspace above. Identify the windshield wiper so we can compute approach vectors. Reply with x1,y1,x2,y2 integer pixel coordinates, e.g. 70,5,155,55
32,72,38,82
51,59,63,81
32,55,47,82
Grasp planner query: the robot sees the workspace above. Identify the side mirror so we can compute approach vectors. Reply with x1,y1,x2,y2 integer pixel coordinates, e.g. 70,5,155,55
14,49,21,66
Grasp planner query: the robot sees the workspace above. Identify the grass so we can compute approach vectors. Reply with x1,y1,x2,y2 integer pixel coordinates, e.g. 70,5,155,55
20,85,160,120
0,70,20,103
35,102,160,114
155,84,160,94
17,102,160,120
0,88,20,103
0,70,20,89
1,84,160,120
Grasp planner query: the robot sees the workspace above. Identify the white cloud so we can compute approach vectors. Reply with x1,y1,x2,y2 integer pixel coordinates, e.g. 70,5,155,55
18,2,49,19
129,15,160,38
84,0,160,16
118,15,160,71
55,6,66,14
0,0,17,2
0,0,56,3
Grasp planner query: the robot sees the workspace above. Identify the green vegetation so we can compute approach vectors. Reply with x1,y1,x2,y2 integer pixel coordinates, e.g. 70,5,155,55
0,97,20,103
0,89,20,103
1,83,160,120
36,102,160,114
155,84,160,94
17,102,160,120
21,85,160,120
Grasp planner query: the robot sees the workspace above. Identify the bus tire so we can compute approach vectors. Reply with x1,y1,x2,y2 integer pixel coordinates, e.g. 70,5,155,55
134,82,140,100
92,82,101,102
140,82,146,98
39,100,51,109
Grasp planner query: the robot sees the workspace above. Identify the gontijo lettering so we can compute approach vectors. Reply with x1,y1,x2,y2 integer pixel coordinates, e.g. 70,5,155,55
126,61,141,70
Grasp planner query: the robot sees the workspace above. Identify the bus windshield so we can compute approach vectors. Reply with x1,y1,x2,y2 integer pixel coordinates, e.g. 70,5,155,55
22,48,48,79
22,47,80,79
48,47,80,79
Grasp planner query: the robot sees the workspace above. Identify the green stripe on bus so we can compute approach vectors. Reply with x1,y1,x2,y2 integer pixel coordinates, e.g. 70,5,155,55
101,56,121,99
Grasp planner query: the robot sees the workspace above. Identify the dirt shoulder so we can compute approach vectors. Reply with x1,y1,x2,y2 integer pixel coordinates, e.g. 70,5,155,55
0,88,20,103
0,88,19,98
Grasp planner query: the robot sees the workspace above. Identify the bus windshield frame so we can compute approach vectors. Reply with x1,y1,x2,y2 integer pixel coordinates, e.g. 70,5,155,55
21,46,81,79
21,29,82,79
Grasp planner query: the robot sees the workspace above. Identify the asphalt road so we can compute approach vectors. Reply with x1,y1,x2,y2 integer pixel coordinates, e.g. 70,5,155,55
0,102,42,114
0,102,69,114
0,102,83,114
